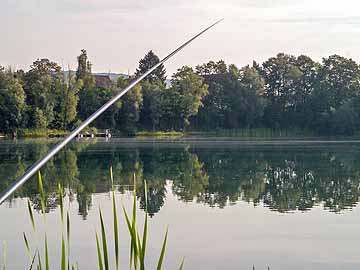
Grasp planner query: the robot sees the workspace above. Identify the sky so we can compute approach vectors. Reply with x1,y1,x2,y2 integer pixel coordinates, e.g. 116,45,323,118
2,0,360,76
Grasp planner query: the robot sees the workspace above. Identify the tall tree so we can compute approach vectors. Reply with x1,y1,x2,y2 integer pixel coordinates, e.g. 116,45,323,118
151,89,191,130
52,72,81,129
76,49,97,123
196,60,227,76
135,50,167,83
117,77,143,134
309,55,360,134
317,55,360,109
139,80,166,130
150,66,208,131
171,66,208,117
0,67,26,132
76,49,94,84
24,58,62,128
260,53,317,128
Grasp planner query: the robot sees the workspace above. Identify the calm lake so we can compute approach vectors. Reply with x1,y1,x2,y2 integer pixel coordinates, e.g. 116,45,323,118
1,138,360,270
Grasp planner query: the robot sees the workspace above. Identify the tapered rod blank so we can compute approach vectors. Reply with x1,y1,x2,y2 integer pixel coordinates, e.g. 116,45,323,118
0,19,223,205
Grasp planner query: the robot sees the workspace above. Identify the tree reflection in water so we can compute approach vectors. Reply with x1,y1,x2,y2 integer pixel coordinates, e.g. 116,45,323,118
1,141,360,217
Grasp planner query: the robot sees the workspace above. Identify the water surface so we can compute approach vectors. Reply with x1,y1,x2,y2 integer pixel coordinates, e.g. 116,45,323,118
1,138,360,270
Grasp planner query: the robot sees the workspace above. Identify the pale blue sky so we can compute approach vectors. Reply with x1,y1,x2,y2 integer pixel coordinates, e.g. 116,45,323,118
2,0,360,75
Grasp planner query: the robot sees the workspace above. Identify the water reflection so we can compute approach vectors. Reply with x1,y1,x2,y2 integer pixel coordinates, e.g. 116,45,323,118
1,140,360,217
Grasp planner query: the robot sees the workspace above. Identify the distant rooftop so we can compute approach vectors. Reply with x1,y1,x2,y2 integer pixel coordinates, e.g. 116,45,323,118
94,74,112,88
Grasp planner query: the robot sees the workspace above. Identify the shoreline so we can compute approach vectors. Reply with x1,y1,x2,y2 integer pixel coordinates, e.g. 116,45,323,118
2,129,360,141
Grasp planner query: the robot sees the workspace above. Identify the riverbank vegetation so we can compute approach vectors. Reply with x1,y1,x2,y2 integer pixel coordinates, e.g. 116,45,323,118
136,131,183,138
2,51,360,137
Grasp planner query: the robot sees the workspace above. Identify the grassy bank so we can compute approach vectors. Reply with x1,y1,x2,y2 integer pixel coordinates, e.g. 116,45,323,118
188,128,316,139
16,128,70,138
9,127,360,140
136,131,184,138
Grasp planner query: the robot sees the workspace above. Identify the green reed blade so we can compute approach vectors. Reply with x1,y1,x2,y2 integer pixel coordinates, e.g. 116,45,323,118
122,206,133,265
2,241,6,270
27,252,37,270
67,212,70,270
132,174,137,225
143,180,148,212
27,199,36,232
140,214,147,270
123,206,138,269
61,235,66,270
135,231,143,270
136,231,142,256
45,234,49,270
141,181,148,269
178,257,185,270
141,181,148,261
112,189,119,270
37,249,42,270
110,166,114,190
110,166,119,270
157,228,168,270
37,171,46,219
95,232,103,270
23,232,31,262
99,209,109,270
58,183,64,224
131,174,137,267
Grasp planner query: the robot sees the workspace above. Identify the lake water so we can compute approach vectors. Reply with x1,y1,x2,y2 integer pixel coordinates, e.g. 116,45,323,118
1,138,360,270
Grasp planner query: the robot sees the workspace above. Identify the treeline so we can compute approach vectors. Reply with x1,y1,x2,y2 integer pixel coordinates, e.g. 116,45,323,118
1,51,360,135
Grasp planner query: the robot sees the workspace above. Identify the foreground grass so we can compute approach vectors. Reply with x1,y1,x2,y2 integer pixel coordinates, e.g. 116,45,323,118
20,170,181,270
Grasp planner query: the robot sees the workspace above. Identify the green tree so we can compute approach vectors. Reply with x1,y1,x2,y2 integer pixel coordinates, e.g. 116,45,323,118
151,89,189,130
196,61,264,129
259,53,319,128
139,80,166,130
150,66,208,131
236,65,266,127
76,49,96,124
309,55,360,134
135,50,167,84
330,100,358,135
196,60,227,75
0,67,26,132
33,108,47,128
76,49,95,87
23,58,62,128
116,77,143,134
260,53,299,127
317,55,360,109
52,72,81,129
171,66,208,117
77,85,121,129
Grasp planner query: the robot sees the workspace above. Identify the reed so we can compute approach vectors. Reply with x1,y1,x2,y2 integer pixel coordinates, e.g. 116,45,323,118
22,170,184,270
1,241,6,270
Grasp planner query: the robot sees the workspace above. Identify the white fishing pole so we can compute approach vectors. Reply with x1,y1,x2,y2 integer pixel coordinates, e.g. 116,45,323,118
0,19,223,205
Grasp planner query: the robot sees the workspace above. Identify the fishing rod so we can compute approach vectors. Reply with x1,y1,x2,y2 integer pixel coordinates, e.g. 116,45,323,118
0,19,223,205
